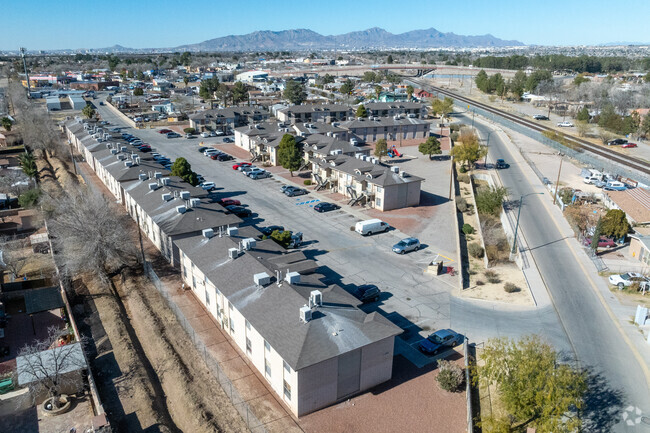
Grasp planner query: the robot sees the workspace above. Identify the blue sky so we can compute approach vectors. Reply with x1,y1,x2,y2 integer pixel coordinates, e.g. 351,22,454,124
3,0,650,50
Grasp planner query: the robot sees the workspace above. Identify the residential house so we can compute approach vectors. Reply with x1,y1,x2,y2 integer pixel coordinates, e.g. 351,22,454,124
175,227,401,416
151,102,175,114
310,154,423,210
276,104,352,124
629,234,650,266
603,188,650,226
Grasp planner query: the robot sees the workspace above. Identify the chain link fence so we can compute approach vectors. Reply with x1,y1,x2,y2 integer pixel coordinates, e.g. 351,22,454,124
144,261,269,433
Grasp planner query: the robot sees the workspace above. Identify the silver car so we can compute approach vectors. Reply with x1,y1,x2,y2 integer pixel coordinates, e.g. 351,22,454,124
392,237,420,254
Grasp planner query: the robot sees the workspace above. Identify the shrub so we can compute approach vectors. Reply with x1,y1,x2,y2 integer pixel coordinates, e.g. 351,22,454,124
476,280,485,286
462,224,474,235
468,243,484,258
457,173,470,183
18,188,41,208
449,123,465,132
475,186,508,216
436,360,465,392
270,230,293,248
183,127,195,134
504,282,520,293
303,179,312,186
459,165,467,174
484,270,501,284
450,132,459,142
457,197,468,212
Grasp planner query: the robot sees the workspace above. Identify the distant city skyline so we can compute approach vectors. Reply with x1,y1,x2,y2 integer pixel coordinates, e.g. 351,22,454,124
2,0,650,50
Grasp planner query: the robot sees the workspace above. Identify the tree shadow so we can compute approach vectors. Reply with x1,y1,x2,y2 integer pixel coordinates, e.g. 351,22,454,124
581,368,625,432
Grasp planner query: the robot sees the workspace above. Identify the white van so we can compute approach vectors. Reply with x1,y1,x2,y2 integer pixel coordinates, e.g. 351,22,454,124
583,174,603,184
355,219,389,236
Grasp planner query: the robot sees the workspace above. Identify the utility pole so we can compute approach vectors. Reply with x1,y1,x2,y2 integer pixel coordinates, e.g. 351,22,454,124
511,193,544,255
20,47,31,98
553,154,564,205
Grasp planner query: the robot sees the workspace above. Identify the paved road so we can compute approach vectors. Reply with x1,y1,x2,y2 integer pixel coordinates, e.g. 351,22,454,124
463,112,650,432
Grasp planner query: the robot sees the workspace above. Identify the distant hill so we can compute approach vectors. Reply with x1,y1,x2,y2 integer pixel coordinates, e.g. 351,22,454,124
176,27,524,51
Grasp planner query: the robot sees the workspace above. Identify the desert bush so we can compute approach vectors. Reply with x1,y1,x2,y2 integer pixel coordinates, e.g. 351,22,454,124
457,197,468,212
457,173,470,183
303,179,312,186
476,280,485,286
450,132,459,142
462,223,474,235
183,127,195,134
468,243,484,258
485,270,501,284
504,282,520,293
481,214,510,263
436,360,465,392
459,165,467,173
475,186,508,216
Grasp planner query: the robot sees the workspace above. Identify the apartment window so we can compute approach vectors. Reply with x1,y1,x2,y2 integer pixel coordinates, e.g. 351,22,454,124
264,340,271,352
376,198,382,207
192,276,196,290
283,380,291,400
205,288,210,306
245,320,251,330
265,359,272,378
376,186,382,193
246,337,252,355
283,360,291,375
229,317,235,334
182,263,187,278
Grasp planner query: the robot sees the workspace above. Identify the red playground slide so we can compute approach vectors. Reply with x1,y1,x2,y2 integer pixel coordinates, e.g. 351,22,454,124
390,145,402,157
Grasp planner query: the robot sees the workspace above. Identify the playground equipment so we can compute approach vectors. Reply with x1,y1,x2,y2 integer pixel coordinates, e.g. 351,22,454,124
387,145,402,158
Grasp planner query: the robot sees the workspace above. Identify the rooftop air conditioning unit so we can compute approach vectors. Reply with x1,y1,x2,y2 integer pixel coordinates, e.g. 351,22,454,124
227,227,239,237
228,248,239,259
148,182,158,191
131,153,138,160
180,191,190,200
253,272,271,286
154,172,162,179
285,271,300,285
124,160,133,167
139,173,147,181
242,238,256,250
391,166,399,173
161,177,170,186
357,117,363,121
176,205,187,214
400,171,409,178
300,305,312,323
202,228,214,238
309,290,323,308
120,146,127,153
110,149,118,155
118,154,126,161
190,198,201,208
162,193,172,201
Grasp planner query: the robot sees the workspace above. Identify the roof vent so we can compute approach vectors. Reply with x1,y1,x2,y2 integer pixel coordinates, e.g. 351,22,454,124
180,191,190,200
139,173,147,181
148,182,158,191
400,171,409,178
227,227,239,236
228,247,239,259
162,193,172,201
110,149,118,155
161,177,170,186
202,228,214,238
391,166,399,173
242,238,256,250
154,172,162,179
309,290,323,308
120,146,128,153
300,305,312,323
285,271,300,285
254,272,271,286
117,154,126,161
189,198,201,208
131,153,138,160
124,160,133,167
176,205,187,214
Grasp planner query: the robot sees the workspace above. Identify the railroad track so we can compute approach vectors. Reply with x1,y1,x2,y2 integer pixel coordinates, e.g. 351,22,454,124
406,78,650,178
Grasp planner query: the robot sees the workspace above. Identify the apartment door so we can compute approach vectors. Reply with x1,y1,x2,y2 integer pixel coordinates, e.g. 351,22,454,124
336,349,361,399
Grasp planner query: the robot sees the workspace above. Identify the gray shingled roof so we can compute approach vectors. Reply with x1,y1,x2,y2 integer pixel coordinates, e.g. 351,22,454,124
306,135,371,156
279,103,352,115
339,116,428,130
174,231,401,370
312,154,423,187
293,122,346,135
363,102,426,111
190,107,266,121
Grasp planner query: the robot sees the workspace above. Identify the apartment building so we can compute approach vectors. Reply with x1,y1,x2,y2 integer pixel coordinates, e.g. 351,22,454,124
276,103,352,124
189,107,269,133
338,116,430,144
362,102,427,119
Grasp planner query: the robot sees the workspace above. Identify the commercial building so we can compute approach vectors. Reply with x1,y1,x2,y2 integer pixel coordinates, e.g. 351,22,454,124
236,70,269,83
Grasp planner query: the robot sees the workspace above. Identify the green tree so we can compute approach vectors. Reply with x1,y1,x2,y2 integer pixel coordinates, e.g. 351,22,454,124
475,70,489,93
18,188,41,208
475,186,509,216
386,55,394,64
356,104,368,118
199,77,220,101
476,336,586,433
183,76,189,88
232,81,248,104
133,87,144,96
362,71,378,83
590,217,603,253
525,70,553,92
18,152,38,180
576,106,590,123
406,85,414,100
321,74,335,85
374,85,382,100
179,51,192,66
283,80,307,105
601,209,631,239
374,138,388,162
81,104,95,119
449,130,487,170
487,73,505,94
107,56,119,71
270,230,293,248
639,114,650,138
431,97,455,120
418,136,441,160
1,117,12,131
170,157,199,186
573,73,590,86
509,70,527,98
276,134,302,176
340,79,355,96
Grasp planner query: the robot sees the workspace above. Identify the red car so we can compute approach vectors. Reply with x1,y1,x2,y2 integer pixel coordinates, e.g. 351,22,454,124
582,237,616,248
158,129,172,134
232,162,252,170
622,143,637,148
218,198,241,207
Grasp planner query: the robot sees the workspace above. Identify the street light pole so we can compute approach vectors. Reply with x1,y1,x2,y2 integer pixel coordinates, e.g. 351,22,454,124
553,153,564,205
511,193,544,255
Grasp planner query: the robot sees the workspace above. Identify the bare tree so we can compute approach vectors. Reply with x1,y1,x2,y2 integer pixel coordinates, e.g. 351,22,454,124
48,187,140,284
576,121,591,138
0,236,30,279
17,326,86,409
0,169,30,197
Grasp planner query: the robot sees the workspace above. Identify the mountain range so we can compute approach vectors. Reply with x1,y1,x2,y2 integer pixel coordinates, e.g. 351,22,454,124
175,27,524,51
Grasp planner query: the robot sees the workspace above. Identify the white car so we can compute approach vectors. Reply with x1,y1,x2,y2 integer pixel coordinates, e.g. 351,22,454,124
199,182,216,191
200,132,210,138
204,149,219,156
608,272,649,290
557,121,574,127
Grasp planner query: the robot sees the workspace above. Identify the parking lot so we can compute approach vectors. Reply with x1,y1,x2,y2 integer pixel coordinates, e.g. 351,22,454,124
95,98,460,364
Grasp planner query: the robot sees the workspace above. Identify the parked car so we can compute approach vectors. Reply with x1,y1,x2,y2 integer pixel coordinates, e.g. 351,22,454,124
225,205,252,217
314,202,340,213
99,101,104,105
215,130,225,136
582,237,616,248
158,129,172,134
285,187,308,197
233,162,252,170
209,131,217,137
200,132,210,138
621,142,637,148
166,132,181,138
196,174,205,183
204,149,220,156
353,284,381,304
246,168,266,177
603,181,627,191
216,153,233,161
557,121,574,127
197,146,208,153
533,114,549,120
249,170,272,179
199,182,216,191
495,159,509,169
185,133,194,139
240,166,258,175
259,225,284,236
392,237,421,254
218,198,241,207
223,137,234,143
608,272,649,290
607,138,628,146
593,180,607,188
418,329,463,355
583,175,603,184
355,219,389,236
